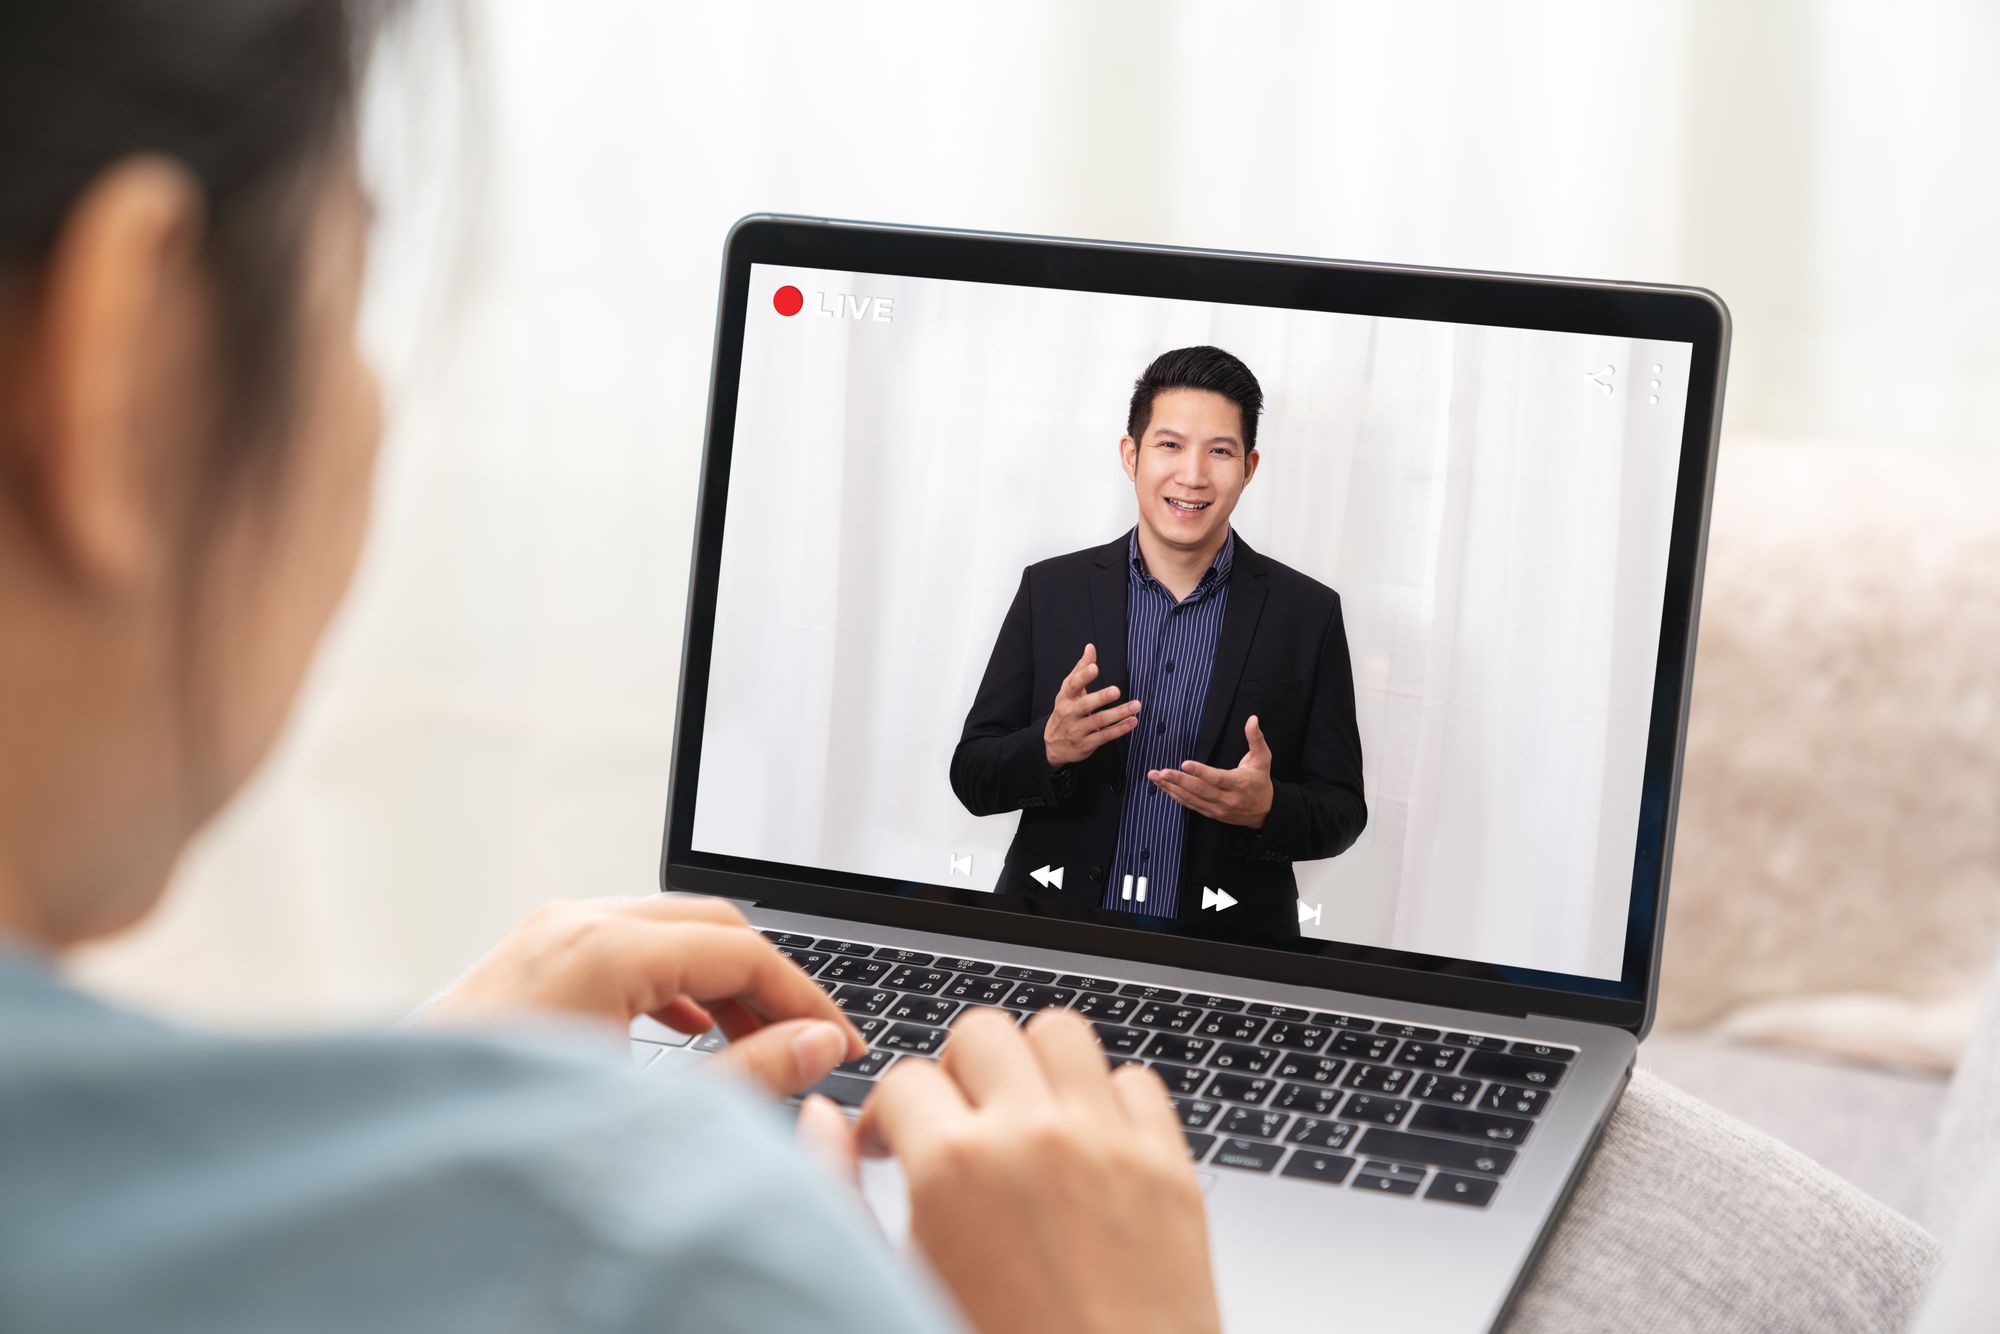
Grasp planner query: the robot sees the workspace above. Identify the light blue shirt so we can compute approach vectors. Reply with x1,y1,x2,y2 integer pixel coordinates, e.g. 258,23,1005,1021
0,946,961,1332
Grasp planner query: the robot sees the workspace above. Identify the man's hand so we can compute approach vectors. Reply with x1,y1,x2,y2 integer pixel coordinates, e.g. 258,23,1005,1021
419,896,865,1098
1149,714,1275,828
1043,642,1141,771
858,1009,1221,1334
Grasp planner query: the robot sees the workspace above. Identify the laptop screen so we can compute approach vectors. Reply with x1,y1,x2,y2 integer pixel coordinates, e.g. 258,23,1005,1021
670,222,1724,1011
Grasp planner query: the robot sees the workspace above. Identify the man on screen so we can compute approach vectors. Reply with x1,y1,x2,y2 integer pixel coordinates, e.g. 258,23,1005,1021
950,346,1366,936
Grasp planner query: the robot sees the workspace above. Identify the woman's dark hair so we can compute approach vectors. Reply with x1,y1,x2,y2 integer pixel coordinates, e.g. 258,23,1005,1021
0,0,399,473
1126,345,1265,457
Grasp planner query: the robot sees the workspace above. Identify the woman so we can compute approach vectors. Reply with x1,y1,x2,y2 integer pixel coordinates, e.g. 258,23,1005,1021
0,3,1221,1331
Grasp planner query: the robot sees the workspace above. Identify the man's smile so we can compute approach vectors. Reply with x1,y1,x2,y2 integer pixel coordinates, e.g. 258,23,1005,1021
1165,497,1212,512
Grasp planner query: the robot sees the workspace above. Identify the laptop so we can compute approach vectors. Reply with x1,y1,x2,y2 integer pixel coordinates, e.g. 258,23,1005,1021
634,215,1729,1330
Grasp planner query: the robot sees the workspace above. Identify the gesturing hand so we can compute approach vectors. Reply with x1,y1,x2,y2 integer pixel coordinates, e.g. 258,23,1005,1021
1149,714,1275,829
1043,642,1142,772
858,1008,1221,1334
419,895,866,1098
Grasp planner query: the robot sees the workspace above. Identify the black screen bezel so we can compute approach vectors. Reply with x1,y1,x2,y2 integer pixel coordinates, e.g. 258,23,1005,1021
661,215,1729,1037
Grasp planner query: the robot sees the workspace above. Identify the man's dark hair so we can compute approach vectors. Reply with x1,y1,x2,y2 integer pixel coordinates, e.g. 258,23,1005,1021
1126,345,1264,457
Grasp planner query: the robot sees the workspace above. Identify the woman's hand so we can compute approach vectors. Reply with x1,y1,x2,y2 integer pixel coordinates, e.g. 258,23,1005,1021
858,1007,1222,1334
421,896,865,1097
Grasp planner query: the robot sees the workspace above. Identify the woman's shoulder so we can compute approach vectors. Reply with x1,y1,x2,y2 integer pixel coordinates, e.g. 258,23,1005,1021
0,959,957,1332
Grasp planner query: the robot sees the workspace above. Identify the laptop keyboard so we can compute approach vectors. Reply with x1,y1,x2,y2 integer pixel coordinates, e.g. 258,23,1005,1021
627,930,1577,1209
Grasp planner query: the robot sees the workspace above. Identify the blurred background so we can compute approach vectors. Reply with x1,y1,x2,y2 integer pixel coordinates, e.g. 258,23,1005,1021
71,0,1998,1214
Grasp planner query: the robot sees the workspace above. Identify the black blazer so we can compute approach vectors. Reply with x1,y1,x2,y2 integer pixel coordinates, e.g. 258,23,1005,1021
950,531,1366,936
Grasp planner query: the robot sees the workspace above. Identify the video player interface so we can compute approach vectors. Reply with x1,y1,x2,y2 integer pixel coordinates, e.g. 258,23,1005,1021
690,264,1692,982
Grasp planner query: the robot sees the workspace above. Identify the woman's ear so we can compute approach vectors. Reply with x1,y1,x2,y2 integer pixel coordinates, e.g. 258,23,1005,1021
8,155,208,587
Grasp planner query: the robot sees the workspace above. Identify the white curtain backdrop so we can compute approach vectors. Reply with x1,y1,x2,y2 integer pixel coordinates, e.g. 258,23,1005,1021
69,0,1999,1022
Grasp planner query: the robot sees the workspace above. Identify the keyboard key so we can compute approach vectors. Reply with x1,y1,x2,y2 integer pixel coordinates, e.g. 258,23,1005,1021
1353,1172,1420,1196
776,948,831,975
881,1023,949,1055
1204,1073,1275,1105
933,957,995,974
834,1048,896,1077
1072,993,1136,1022
1462,1049,1568,1089
1143,1034,1214,1065
942,975,1014,1005
1133,1003,1203,1032
1272,1054,1346,1086
1219,1107,1290,1139
1409,1074,1482,1106
1058,974,1121,993
1273,1082,1340,1116
760,930,817,948
1344,1063,1412,1095
1009,984,1078,1012
886,995,960,1026
1181,992,1245,1012
1208,1042,1277,1075
1312,1012,1374,1031
832,985,895,1016
1481,1083,1551,1117
1120,983,1183,1002
693,1029,728,1053
1263,1023,1330,1053
875,948,935,966
881,966,951,995
1511,1041,1578,1063
995,965,1057,983
1393,1043,1466,1073
798,1071,874,1107
1356,1128,1515,1177
1361,1159,1428,1180
1245,1003,1309,1021
1443,1031,1511,1050
1330,1031,1399,1062
853,1016,888,1042
631,1016,694,1047
818,956,890,985
1287,1117,1358,1151
1427,1173,1500,1207
1172,1098,1222,1129
1212,1138,1284,1173
1336,1094,1410,1126
1107,1055,1146,1071
1380,1023,1441,1041
1184,1131,1216,1161
814,938,874,956
1409,1104,1533,1147
1195,1012,1266,1042
630,1042,659,1068
1281,1149,1355,1185
1091,1023,1149,1056
1151,1062,1209,1096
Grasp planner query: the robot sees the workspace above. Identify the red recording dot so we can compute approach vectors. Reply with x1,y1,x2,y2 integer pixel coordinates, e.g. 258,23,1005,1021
773,285,803,316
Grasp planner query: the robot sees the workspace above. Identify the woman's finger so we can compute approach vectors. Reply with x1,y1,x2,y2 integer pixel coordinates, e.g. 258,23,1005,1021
1109,1060,1187,1156
603,894,750,928
941,1006,1049,1109
1023,1008,1120,1115
617,921,863,1059
649,996,714,1034
857,1057,972,1159
796,1094,862,1191
704,1017,851,1098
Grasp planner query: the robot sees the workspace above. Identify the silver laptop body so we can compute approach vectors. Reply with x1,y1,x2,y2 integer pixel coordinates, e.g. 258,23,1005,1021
640,216,1729,1331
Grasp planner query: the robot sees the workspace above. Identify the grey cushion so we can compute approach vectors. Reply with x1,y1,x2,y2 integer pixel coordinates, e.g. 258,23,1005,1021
1503,1069,1941,1333
1925,947,2000,1244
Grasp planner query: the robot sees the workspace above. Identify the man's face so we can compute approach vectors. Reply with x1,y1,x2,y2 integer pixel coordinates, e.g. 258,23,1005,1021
1121,387,1259,556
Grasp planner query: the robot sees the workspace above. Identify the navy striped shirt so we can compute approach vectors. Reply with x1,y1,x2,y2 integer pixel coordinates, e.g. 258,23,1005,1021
1102,529,1235,917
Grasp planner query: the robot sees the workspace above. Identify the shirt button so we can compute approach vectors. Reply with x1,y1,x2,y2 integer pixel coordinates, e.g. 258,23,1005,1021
1156,721,1167,735
1163,661,1175,674
1140,849,1150,862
